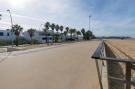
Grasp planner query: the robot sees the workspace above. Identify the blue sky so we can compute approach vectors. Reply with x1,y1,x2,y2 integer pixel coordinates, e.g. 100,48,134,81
0,0,135,37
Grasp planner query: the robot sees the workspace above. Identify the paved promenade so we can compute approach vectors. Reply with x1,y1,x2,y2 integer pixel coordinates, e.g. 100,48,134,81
0,41,100,89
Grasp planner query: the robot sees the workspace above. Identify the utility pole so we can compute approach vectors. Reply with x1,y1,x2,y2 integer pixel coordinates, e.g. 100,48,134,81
7,9,14,47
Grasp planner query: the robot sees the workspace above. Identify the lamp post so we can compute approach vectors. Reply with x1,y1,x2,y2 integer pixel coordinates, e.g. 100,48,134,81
39,24,43,31
7,9,14,47
89,15,92,31
0,14,2,20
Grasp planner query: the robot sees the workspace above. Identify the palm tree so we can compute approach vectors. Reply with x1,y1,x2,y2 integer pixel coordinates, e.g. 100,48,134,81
72,28,76,40
55,24,59,33
81,28,86,40
50,23,55,43
27,28,36,44
12,24,23,46
69,29,76,40
55,24,60,42
73,29,76,33
45,22,50,29
50,23,55,31
86,30,92,40
45,22,50,36
63,30,67,40
60,26,63,33
59,26,64,42
76,31,81,40
43,22,50,43
65,27,69,40
65,27,69,33
69,29,72,39
63,31,67,36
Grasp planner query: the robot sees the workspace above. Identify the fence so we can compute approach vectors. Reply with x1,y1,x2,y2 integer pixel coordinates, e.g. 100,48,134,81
91,40,135,89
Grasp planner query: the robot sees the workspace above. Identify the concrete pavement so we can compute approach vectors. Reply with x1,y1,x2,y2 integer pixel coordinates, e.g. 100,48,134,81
0,41,100,89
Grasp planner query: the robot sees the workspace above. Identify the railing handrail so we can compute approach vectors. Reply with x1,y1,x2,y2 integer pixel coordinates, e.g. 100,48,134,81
91,40,135,64
91,41,105,59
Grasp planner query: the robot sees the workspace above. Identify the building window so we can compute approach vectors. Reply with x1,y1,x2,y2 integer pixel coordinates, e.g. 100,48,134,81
39,32,45,36
7,32,9,36
42,37,46,40
50,38,52,40
0,32,4,36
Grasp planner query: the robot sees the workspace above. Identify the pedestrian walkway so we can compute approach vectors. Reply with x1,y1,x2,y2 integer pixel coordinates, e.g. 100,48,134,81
0,41,100,89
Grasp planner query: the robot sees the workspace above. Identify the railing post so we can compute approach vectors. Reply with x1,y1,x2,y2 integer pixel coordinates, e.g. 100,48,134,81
126,63,131,89
95,60,103,89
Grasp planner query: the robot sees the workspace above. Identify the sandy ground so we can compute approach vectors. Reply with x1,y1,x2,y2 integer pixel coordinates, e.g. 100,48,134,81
0,41,100,89
105,39,135,59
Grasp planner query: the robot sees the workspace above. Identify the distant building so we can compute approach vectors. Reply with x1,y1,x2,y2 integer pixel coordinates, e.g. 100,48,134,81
23,30,53,43
0,30,15,41
60,33,83,41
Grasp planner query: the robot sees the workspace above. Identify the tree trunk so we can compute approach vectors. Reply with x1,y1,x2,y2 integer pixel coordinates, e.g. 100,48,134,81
77,35,79,41
16,36,19,46
56,31,59,42
65,34,67,41
46,35,48,45
61,31,62,42
30,37,32,45
53,31,54,43
71,33,72,41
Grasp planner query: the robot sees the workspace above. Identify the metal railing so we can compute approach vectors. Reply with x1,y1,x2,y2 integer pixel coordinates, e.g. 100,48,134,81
91,40,135,89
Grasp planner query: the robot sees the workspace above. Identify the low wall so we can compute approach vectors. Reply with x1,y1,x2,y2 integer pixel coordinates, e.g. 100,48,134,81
7,48,19,52
0,48,7,53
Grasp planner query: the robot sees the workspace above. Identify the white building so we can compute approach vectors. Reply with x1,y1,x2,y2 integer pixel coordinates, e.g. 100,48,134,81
0,29,83,43
0,30,15,41
58,33,83,41
23,30,53,43
64,34,78,41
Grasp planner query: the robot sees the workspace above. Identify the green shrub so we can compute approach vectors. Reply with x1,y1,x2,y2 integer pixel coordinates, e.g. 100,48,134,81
31,39,39,44
0,40,12,46
14,37,30,45
54,34,60,42
0,38,40,46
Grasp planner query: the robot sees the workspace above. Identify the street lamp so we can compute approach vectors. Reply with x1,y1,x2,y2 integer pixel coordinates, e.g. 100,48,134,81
39,24,43,31
89,15,92,31
7,9,14,47
0,14,2,20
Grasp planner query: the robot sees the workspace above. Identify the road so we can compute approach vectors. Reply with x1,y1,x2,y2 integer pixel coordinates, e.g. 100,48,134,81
0,41,100,89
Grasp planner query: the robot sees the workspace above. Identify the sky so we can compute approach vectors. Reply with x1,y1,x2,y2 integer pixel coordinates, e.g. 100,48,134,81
0,0,135,37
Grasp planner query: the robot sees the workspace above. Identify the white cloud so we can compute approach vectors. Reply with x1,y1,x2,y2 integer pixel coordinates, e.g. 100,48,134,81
0,0,135,37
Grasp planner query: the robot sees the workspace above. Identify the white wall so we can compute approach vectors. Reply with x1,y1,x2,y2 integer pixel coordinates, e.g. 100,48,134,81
0,30,16,41
23,31,53,43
